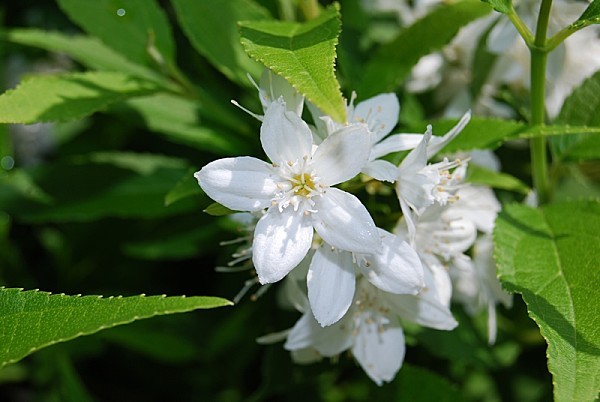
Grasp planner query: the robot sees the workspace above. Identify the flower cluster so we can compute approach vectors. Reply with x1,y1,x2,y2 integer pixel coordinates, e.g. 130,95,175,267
195,70,508,385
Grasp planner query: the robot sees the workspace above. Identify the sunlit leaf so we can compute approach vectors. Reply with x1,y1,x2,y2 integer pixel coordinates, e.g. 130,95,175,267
57,0,175,66
494,201,600,402
466,164,530,194
240,4,346,122
0,71,160,124
0,288,232,368
171,0,270,85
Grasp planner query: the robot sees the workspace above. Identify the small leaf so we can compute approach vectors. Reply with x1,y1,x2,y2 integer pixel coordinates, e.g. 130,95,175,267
552,70,600,161
467,164,530,194
240,4,346,122
358,0,492,97
480,0,513,14
576,0,600,26
57,0,175,66
0,288,232,368
494,201,600,402
204,202,236,216
171,0,271,86
0,71,160,124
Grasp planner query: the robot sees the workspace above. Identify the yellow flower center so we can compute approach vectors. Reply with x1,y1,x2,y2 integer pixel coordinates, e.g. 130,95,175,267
292,173,317,197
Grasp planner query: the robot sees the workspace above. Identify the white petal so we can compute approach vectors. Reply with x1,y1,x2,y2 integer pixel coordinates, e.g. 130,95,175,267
308,247,356,327
252,207,313,284
370,133,424,160
385,291,458,331
312,123,371,186
352,315,405,386
358,229,424,295
362,159,398,183
195,156,277,212
284,311,353,356
259,69,304,116
312,188,381,253
426,111,471,157
487,15,518,54
351,93,400,143
260,99,313,164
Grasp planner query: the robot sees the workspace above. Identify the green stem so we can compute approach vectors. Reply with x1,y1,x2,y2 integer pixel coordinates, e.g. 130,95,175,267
528,0,553,205
299,0,319,20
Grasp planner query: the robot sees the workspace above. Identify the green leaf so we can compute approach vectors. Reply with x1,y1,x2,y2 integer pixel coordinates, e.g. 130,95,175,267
81,152,189,175
552,70,600,161
0,71,160,124
204,202,236,216
576,0,600,26
3,29,174,88
113,94,247,154
467,164,530,194
494,201,600,402
240,4,347,122
358,0,492,97
165,169,202,207
0,287,232,368
56,0,175,67
391,365,467,401
171,0,271,86
480,0,512,14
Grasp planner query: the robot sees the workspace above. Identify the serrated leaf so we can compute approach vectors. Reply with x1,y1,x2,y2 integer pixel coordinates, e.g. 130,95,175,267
0,287,232,368
165,169,202,207
240,4,347,122
0,71,160,124
3,29,173,88
467,164,530,194
113,94,247,154
57,0,175,67
576,0,600,26
552,70,600,161
358,0,492,97
204,202,236,216
480,0,512,14
171,0,270,86
494,202,600,402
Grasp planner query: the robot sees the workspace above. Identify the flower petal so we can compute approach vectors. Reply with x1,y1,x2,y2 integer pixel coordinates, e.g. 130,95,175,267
252,207,313,284
312,188,381,253
358,229,424,294
284,311,353,356
308,247,356,327
195,156,277,212
260,98,313,164
311,124,371,186
352,315,405,386
351,93,400,144
362,159,398,183
259,69,304,116
370,133,423,160
426,111,471,157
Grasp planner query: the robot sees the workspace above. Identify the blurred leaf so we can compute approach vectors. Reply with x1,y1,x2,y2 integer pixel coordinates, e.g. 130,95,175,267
552,70,600,161
358,0,492,97
56,0,175,67
494,202,600,402
114,94,247,154
467,164,530,194
575,0,600,26
0,169,53,203
4,29,174,89
171,0,271,85
240,4,346,122
0,71,160,124
480,0,512,14
1,161,197,222
81,152,189,175
204,202,236,216
165,169,202,207
391,365,467,401
56,354,94,402
0,287,232,368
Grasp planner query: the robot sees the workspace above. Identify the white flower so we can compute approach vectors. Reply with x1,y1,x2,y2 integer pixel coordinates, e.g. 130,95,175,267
308,228,424,327
196,98,380,284
450,235,512,344
285,275,457,385
395,112,471,237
